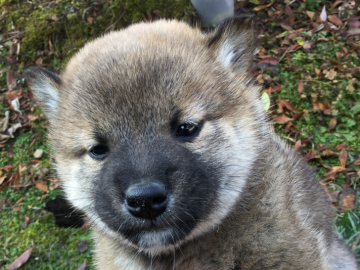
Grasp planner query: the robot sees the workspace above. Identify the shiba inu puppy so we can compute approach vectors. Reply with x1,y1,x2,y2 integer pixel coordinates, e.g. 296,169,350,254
25,15,357,270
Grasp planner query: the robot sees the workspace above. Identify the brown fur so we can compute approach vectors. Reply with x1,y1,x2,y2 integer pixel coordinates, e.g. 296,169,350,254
25,16,357,270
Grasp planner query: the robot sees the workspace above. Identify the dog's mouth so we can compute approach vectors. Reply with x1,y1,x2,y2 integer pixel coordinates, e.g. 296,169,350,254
115,213,196,249
120,226,190,249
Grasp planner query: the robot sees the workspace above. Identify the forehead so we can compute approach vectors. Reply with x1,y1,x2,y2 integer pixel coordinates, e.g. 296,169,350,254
58,21,243,137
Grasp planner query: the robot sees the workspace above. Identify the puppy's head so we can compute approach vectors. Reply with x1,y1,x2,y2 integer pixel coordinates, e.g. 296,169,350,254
25,16,266,254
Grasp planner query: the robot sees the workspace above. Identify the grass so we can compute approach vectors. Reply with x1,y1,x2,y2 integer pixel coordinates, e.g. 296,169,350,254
336,208,360,256
0,89,94,269
0,186,94,269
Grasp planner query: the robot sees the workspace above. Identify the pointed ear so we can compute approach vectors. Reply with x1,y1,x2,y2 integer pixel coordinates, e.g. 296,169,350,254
207,14,258,75
24,68,61,120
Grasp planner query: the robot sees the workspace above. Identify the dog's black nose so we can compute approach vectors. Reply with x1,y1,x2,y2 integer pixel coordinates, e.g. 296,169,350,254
125,183,167,219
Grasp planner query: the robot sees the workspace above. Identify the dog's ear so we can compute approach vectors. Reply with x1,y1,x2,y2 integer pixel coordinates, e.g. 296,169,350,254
207,15,258,75
24,68,61,120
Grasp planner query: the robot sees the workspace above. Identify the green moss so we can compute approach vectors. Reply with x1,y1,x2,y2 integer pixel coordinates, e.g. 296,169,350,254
273,36,360,190
0,122,50,168
0,187,94,269
0,0,193,70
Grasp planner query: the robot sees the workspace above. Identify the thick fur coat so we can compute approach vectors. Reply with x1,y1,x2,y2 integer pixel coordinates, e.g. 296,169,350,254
25,16,357,270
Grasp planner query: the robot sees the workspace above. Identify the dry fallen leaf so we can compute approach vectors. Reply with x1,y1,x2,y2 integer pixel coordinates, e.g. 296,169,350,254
12,171,20,187
284,121,295,133
35,57,42,66
35,180,48,192
49,40,55,52
270,85,282,92
0,111,10,132
335,52,342,61
335,144,347,149
280,23,293,31
324,69,337,80
354,158,360,165
258,58,279,65
7,248,34,270
142,11,152,23
277,101,284,114
329,59,341,67
346,28,360,36
12,206,21,212
321,149,337,157
303,41,313,49
288,32,297,39
273,115,291,123
342,194,355,209
293,140,301,152
306,11,315,21
322,172,337,182
324,166,347,176
328,15,343,26
253,2,273,11
11,98,21,114
313,101,325,111
76,260,87,270
298,80,304,93
303,151,317,161
332,0,343,8
320,6,327,22
329,118,337,130
6,70,16,91
4,90,22,101
314,23,324,32
339,148,347,168
347,16,360,28
0,175,6,185
279,100,298,113
350,67,360,76
27,114,39,123
292,111,304,120
7,123,22,138
284,5,292,15
340,46,348,54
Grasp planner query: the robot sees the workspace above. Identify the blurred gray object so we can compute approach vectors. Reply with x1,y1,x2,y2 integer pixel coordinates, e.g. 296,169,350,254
190,0,234,27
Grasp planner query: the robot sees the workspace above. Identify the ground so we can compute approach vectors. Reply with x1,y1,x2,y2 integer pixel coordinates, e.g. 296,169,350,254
0,0,359,269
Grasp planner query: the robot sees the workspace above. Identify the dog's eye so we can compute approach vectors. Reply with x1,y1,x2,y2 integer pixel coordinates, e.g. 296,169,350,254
176,123,198,138
89,145,109,159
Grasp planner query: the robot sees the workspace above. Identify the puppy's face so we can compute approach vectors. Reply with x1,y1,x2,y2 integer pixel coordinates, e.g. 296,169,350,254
26,17,265,254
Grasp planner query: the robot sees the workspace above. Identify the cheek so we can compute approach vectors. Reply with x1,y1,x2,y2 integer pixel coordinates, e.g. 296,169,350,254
195,119,257,214
56,156,102,211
